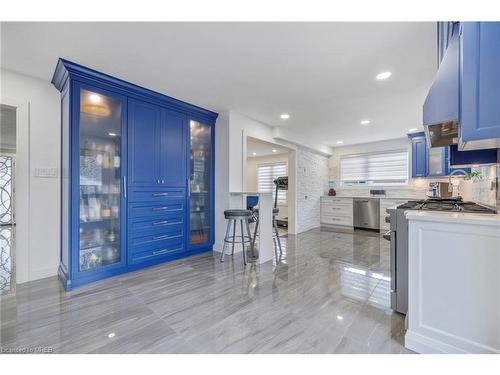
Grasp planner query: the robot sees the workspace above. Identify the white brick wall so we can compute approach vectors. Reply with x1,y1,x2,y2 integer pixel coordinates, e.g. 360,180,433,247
297,148,329,233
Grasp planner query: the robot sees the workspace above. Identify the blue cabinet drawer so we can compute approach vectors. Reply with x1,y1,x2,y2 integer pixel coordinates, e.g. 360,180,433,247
129,202,184,218
128,239,185,265
129,214,184,235
129,230,183,248
129,187,185,203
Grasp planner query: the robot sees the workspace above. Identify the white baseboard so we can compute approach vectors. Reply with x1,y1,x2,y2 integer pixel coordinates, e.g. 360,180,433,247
405,330,468,354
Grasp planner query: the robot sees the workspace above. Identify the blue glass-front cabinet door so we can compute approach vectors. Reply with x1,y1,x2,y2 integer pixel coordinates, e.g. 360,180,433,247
188,119,214,249
460,22,500,150
128,99,162,186
427,147,447,176
70,82,128,287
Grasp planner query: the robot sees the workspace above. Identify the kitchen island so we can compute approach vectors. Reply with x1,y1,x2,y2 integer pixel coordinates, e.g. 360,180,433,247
405,210,500,354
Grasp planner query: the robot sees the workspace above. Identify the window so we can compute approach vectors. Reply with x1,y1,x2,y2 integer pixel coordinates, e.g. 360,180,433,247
257,162,287,204
340,150,409,186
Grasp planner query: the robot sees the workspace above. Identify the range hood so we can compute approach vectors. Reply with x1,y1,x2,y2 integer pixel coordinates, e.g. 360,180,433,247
423,23,460,148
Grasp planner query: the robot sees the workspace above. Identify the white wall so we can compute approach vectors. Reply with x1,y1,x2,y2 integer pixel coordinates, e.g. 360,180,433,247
1,69,60,283
296,148,329,233
214,111,230,252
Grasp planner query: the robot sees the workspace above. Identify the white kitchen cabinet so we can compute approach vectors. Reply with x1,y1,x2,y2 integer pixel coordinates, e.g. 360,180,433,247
405,211,500,353
320,197,353,229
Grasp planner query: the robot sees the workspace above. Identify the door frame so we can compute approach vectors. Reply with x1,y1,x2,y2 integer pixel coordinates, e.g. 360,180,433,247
241,131,298,235
1,98,29,290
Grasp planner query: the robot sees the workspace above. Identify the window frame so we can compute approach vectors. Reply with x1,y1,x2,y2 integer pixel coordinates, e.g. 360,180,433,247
339,149,409,187
256,161,288,205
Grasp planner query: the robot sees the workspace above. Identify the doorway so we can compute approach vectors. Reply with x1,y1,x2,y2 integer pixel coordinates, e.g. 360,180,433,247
244,136,296,262
0,104,16,295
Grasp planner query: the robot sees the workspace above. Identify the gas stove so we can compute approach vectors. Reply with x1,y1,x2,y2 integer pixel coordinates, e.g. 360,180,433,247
397,198,497,214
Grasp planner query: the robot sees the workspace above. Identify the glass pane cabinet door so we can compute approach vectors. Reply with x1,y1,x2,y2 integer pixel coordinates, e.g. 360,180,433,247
189,120,211,246
428,147,444,175
78,89,122,271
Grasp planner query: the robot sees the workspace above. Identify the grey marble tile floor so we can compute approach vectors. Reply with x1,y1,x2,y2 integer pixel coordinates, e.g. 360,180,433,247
0,228,414,354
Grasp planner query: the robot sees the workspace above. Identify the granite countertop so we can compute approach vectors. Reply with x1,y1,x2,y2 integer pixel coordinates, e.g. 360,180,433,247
406,210,500,226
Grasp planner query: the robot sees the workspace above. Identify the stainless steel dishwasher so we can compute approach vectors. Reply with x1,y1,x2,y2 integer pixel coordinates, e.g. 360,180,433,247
353,198,380,230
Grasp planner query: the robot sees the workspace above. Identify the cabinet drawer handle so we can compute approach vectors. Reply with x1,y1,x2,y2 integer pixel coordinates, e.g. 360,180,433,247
331,207,341,210
153,220,169,225
153,247,182,256
153,234,170,240
153,206,169,211
152,192,168,197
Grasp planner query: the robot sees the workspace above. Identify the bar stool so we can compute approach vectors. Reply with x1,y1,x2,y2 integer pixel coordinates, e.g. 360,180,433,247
252,207,283,261
221,209,255,265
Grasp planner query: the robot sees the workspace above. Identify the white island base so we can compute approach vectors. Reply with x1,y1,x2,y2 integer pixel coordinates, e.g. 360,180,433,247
405,211,500,354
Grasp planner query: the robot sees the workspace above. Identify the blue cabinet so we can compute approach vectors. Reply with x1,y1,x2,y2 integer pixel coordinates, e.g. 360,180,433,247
52,59,217,290
449,145,499,167
460,22,500,150
408,132,469,178
409,133,428,177
128,99,162,186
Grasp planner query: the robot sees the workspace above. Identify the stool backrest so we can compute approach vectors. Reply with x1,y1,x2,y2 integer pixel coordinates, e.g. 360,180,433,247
246,195,259,210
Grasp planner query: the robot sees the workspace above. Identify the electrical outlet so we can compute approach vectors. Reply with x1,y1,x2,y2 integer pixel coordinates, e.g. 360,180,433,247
33,167,59,178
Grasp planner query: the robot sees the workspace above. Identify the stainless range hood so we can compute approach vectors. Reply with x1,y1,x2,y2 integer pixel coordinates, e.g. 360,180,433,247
423,23,460,148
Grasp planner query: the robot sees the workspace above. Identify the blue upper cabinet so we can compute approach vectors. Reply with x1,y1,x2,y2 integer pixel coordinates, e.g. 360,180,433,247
459,22,500,150
409,132,428,177
161,110,187,187
128,101,187,187
128,98,162,186
449,145,499,167
409,132,460,177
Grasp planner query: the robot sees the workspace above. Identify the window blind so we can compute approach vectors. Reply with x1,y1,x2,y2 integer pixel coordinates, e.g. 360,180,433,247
340,150,409,186
257,162,287,204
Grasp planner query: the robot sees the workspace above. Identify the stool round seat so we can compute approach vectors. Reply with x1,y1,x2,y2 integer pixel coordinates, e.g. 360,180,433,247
253,207,279,215
224,209,252,219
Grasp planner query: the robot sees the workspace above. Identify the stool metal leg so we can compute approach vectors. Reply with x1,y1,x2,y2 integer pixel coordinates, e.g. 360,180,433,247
220,218,232,262
273,217,283,256
231,220,237,255
245,219,255,258
240,220,247,265
252,216,259,250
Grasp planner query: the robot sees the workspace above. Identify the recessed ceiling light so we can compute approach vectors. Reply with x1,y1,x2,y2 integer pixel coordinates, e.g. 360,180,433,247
408,128,418,132
272,149,277,153
337,315,344,320
108,332,115,338
252,152,257,156
108,132,117,137
360,120,370,125
376,71,392,80
89,93,102,103
336,140,344,144
280,113,290,120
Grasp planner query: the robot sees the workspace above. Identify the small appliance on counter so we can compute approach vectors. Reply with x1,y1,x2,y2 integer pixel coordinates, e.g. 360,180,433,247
328,188,336,196
426,181,452,198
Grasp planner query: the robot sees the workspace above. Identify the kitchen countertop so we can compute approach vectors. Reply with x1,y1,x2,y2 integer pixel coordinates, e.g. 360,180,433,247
405,210,500,226
321,195,424,200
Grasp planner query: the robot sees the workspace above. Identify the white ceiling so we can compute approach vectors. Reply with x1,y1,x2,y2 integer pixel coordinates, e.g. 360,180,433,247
0,22,436,147
247,137,289,158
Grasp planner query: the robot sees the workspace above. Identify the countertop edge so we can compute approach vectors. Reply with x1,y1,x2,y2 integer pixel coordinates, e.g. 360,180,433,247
405,210,500,226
